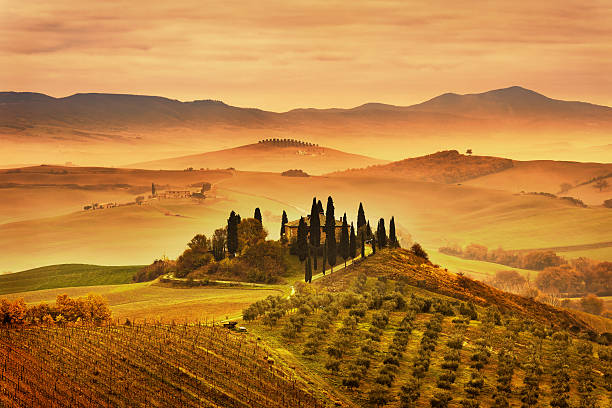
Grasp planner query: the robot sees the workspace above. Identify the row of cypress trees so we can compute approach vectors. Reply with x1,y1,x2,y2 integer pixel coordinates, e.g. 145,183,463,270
280,196,399,283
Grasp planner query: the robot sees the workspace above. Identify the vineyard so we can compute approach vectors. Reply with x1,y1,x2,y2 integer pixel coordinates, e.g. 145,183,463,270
1,248,611,407
246,268,612,407
0,323,326,408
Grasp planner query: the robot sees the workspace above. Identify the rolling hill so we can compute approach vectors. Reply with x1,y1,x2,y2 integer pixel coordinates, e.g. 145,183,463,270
330,150,612,205
129,140,387,174
2,86,612,165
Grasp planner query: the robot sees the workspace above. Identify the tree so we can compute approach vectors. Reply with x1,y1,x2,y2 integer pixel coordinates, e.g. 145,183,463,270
297,217,309,262
323,239,327,275
361,231,366,259
325,196,337,272
580,294,604,315
372,237,377,255
377,218,387,249
357,202,366,230
227,211,240,257
211,228,226,261
317,200,324,214
188,234,208,253
238,218,267,251
411,243,429,260
151,182,156,196
466,149,473,155
305,252,312,283
389,216,398,247
310,197,321,271
254,207,262,223
135,195,144,204
280,210,288,241
594,179,609,192
340,213,350,267
349,223,357,259
366,221,373,240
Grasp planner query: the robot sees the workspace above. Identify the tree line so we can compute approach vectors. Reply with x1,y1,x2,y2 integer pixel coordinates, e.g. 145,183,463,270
0,294,111,326
286,196,399,282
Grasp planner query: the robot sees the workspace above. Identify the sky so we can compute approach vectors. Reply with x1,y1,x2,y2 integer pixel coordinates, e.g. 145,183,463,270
2,0,611,111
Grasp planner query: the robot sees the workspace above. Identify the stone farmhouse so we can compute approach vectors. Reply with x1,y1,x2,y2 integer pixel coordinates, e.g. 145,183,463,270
283,213,343,244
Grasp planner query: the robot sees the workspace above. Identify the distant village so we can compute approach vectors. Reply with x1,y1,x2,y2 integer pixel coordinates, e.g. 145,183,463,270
83,183,210,211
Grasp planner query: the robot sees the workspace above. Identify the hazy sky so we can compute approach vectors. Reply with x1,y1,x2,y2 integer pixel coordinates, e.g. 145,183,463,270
2,0,611,111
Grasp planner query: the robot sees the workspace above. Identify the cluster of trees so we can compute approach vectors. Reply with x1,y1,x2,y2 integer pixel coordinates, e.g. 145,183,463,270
535,259,612,296
440,244,566,271
258,138,318,147
0,294,111,326
133,257,176,282
289,197,399,283
167,208,289,283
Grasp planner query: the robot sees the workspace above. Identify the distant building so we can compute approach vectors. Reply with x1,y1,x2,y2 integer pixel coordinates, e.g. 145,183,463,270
283,213,343,244
158,190,192,199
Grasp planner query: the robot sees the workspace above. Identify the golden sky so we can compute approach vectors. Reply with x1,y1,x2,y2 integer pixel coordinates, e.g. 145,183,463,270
2,0,611,111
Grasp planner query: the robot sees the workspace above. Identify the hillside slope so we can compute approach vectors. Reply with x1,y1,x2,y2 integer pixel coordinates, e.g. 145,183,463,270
129,141,387,174
328,150,514,183
0,324,328,408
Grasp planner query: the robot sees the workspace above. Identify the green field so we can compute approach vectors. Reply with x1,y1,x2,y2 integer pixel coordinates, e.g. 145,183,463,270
0,264,143,295
4,281,283,323
428,250,536,280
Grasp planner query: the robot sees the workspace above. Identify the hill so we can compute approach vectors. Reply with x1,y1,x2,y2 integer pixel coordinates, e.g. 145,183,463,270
327,150,514,183
2,86,612,165
0,323,327,408
329,150,612,205
463,159,612,205
0,264,143,295
244,249,611,407
129,140,387,174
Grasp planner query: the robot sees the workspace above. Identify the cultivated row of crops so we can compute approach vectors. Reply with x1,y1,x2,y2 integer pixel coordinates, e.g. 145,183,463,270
0,323,325,408
248,273,612,407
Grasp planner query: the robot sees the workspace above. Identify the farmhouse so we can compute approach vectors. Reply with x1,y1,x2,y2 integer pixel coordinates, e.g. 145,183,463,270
284,213,343,244
157,190,192,199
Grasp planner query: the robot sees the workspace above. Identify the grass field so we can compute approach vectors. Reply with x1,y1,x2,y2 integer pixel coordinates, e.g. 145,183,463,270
0,264,143,295
4,281,283,323
428,251,536,280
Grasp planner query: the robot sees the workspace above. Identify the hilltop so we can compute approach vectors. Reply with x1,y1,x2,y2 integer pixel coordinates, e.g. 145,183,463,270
327,150,514,183
329,150,612,205
129,139,387,174
2,86,612,165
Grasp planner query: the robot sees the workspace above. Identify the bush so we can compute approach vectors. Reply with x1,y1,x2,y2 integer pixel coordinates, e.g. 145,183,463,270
411,243,429,260
134,258,175,282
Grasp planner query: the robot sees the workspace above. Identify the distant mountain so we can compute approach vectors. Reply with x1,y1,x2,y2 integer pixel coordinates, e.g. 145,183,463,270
2,87,612,165
128,140,387,174
2,86,611,137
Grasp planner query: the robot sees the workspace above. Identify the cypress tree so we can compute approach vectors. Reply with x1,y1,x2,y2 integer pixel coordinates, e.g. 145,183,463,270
254,208,262,223
309,197,320,271
377,218,387,249
360,231,365,258
366,221,373,240
280,210,288,241
389,216,398,248
357,202,366,230
297,217,308,262
317,200,324,215
340,213,349,268
151,182,156,196
372,237,377,255
349,223,357,259
325,196,337,272
305,253,312,283
227,211,239,257
322,238,327,275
